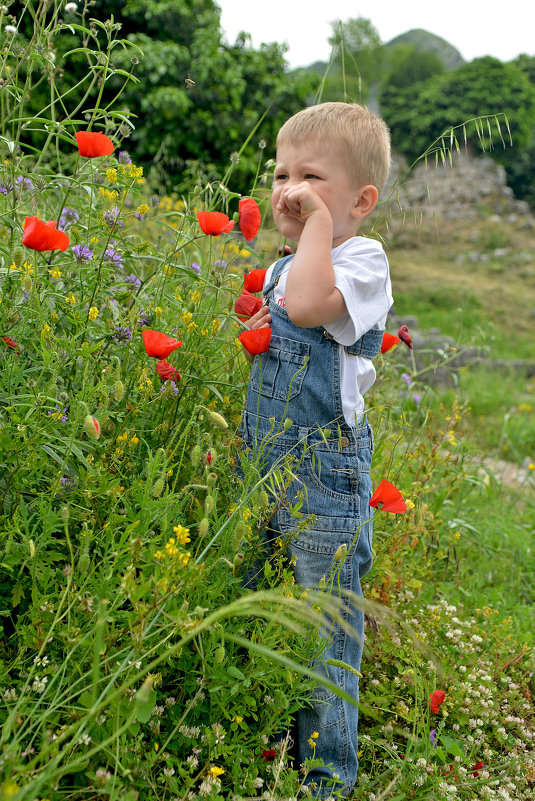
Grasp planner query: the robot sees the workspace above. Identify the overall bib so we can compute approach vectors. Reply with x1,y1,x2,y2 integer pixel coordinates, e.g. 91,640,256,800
240,255,383,795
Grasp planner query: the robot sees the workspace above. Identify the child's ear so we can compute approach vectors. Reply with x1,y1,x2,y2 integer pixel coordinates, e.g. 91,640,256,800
351,185,379,219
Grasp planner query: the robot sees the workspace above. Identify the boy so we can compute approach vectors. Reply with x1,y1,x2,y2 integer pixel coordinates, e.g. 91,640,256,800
241,102,392,796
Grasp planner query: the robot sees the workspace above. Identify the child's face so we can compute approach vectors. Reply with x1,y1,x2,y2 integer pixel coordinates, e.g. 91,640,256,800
272,139,362,246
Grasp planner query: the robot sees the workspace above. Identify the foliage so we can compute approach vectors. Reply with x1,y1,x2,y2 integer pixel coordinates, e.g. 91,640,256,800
379,56,535,168
9,0,316,195
379,43,445,92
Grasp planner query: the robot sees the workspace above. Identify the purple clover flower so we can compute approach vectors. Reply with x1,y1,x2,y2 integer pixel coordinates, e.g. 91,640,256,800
59,476,77,494
160,380,179,395
401,372,412,387
118,151,132,164
48,404,68,423
103,246,123,266
58,207,80,231
72,244,94,262
104,207,124,228
113,326,133,344
413,394,422,405
125,274,141,290
0,181,13,195
190,262,201,275
16,175,34,190
430,729,437,747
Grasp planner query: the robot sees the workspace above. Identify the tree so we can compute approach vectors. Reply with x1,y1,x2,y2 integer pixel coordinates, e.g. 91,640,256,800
320,17,385,104
380,57,535,170
379,44,444,92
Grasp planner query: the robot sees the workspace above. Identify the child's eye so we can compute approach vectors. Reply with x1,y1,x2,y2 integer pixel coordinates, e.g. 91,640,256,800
274,173,287,181
304,174,319,180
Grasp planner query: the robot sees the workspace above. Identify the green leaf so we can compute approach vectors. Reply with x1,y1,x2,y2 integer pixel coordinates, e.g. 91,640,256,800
227,665,246,681
134,688,157,723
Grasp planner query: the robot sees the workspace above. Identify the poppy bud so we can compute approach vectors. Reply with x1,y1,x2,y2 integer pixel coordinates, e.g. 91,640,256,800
204,495,214,515
114,379,125,402
12,246,24,268
136,676,155,705
84,414,100,440
233,552,244,565
152,478,165,498
190,445,201,466
23,274,33,293
29,539,36,558
78,551,90,573
398,324,413,349
207,410,228,430
206,450,212,465
199,518,210,537
260,490,269,507
283,418,293,431
334,543,347,562
207,472,217,487
61,505,69,526
235,520,246,538
214,645,225,664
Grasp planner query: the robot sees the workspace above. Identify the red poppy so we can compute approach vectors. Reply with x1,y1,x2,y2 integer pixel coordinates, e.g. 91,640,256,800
156,359,180,382
84,414,101,441
279,244,293,256
75,131,115,158
429,689,446,714
235,290,262,321
238,197,261,241
398,324,413,349
261,749,277,761
380,332,401,354
471,761,484,778
142,329,183,359
197,211,234,236
22,216,70,252
238,327,272,355
369,480,407,514
243,269,267,293
2,336,19,351
207,450,212,465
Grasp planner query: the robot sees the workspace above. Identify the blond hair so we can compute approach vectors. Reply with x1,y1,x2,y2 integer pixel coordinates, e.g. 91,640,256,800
276,101,391,193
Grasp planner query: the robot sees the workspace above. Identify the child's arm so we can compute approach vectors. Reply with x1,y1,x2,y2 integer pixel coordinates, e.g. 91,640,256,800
241,304,271,363
279,182,376,328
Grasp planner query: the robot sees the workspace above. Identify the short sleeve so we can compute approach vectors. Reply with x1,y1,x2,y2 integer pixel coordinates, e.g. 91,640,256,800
324,238,393,346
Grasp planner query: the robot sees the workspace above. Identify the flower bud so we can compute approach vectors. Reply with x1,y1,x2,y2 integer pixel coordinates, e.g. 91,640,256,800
12,246,23,268
29,539,36,558
78,551,90,573
334,543,347,563
61,505,69,526
114,379,125,402
235,520,246,538
260,490,269,507
190,444,201,467
199,518,210,537
204,495,214,515
283,418,293,431
136,676,155,705
233,552,244,565
152,478,165,498
214,645,225,664
206,472,217,487
84,414,100,440
23,274,33,293
207,410,228,430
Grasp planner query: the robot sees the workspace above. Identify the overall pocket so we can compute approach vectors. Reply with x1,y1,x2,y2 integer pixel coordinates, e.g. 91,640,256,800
250,334,310,401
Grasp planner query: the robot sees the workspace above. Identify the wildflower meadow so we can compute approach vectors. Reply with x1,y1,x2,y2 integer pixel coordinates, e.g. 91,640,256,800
0,4,534,801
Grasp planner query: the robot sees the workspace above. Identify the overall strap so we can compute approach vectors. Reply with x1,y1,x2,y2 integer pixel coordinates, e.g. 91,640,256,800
263,254,294,298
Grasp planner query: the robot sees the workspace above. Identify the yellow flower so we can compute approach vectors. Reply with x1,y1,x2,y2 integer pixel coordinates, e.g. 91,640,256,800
106,168,118,183
129,434,139,448
178,552,190,567
137,203,149,216
172,525,191,545
48,268,62,280
41,323,51,334
529,463,535,471
211,319,221,335
404,498,415,510
163,263,174,275
154,306,163,316
453,531,461,540
65,292,77,305
88,306,99,321
187,322,198,333
116,431,128,442
190,290,201,303
234,715,243,724
165,538,179,556
208,766,224,780
182,311,193,325
154,550,165,560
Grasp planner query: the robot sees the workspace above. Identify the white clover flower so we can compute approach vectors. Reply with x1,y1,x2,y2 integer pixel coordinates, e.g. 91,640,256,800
4,24,17,35
65,2,78,11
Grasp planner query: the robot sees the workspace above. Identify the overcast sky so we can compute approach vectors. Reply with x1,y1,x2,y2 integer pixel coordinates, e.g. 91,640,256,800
217,0,534,69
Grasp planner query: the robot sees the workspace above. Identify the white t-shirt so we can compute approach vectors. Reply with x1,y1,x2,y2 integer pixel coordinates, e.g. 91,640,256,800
264,237,393,427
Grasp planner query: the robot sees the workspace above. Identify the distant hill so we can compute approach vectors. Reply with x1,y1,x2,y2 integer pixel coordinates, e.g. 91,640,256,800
384,28,464,69
299,28,465,75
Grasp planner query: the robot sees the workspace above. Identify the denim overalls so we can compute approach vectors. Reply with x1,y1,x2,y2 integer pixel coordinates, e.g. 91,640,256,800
240,255,384,795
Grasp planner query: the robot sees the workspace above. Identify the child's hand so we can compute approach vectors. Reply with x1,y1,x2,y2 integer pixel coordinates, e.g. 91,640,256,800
246,304,271,331
277,181,328,223
242,305,271,363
